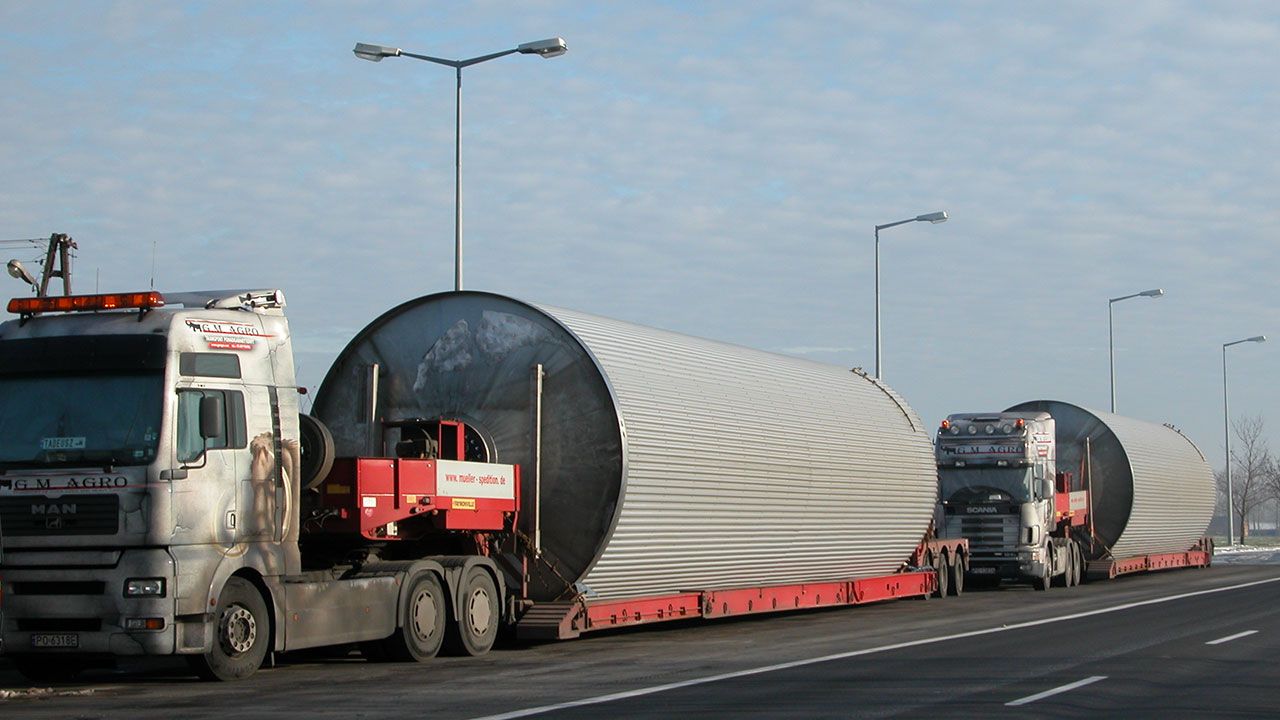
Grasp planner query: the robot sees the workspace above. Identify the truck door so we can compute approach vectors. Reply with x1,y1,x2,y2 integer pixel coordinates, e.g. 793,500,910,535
172,385,248,548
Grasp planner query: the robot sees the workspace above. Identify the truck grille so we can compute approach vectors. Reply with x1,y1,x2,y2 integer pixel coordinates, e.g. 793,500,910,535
11,581,106,596
16,618,103,632
947,514,1019,558
0,495,120,536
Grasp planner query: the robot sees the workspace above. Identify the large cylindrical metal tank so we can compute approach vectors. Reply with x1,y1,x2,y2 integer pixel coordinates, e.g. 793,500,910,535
1006,400,1214,559
314,292,937,601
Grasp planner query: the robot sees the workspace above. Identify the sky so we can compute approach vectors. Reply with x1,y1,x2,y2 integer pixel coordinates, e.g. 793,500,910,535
0,1,1276,476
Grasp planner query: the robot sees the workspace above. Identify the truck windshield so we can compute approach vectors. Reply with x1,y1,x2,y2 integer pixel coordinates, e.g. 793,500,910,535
0,373,163,467
938,467,1032,503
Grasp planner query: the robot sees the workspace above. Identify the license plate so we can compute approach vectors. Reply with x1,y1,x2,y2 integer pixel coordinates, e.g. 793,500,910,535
969,567,997,575
31,633,79,649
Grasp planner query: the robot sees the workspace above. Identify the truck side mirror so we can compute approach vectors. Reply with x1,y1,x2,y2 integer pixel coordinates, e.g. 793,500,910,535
200,395,224,440
1040,477,1054,499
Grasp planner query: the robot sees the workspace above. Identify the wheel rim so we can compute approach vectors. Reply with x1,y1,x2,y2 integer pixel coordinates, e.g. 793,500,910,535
410,588,440,642
220,603,257,656
466,588,492,636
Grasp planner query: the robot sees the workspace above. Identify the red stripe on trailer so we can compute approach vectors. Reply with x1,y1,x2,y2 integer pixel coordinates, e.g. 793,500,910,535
1088,548,1212,580
583,593,703,630
520,570,938,640
852,572,935,603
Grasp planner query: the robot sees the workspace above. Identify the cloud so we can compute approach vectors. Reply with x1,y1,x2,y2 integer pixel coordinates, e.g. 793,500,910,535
0,1,1276,470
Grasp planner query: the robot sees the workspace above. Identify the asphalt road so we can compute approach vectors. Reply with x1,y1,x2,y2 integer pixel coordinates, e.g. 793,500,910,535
2,558,1278,719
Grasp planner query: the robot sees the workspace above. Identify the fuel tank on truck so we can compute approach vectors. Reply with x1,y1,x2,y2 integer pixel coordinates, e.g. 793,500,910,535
313,291,938,602
1006,400,1214,559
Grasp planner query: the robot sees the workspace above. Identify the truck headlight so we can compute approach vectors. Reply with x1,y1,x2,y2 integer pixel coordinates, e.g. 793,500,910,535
124,578,166,597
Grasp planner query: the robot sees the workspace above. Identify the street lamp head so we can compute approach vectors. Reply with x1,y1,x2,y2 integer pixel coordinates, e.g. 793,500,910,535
915,211,948,224
517,37,568,58
6,259,36,287
1247,335,1266,343
353,42,401,62
1139,288,1164,298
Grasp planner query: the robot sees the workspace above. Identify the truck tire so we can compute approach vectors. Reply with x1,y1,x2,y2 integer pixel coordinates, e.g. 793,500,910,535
932,552,949,598
13,655,87,683
188,577,270,681
444,567,500,656
948,554,964,596
1053,544,1069,588
378,572,447,662
299,414,335,490
1034,547,1053,591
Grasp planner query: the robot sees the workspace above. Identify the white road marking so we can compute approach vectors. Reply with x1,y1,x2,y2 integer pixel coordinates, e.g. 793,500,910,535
1005,675,1107,706
1205,629,1258,645
470,575,1280,720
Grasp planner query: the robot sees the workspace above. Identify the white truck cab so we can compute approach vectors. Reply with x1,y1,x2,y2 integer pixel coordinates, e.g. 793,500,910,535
0,289,303,678
935,411,1086,589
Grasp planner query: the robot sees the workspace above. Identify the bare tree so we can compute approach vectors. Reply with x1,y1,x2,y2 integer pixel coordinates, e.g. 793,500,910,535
1219,415,1273,544
1266,452,1280,535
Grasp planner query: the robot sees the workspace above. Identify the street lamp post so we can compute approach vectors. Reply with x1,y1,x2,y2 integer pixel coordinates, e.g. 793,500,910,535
1222,334,1266,547
874,211,948,380
1107,288,1164,413
353,37,567,292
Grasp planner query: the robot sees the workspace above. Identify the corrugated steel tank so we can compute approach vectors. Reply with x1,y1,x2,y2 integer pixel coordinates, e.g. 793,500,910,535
1006,400,1214,559
314,292,938,601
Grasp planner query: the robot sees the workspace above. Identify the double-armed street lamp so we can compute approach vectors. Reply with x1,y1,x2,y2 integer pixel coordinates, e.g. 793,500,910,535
353,37,568,292
1107,288,1164,413
1222,334,1266,546
874,211,948,380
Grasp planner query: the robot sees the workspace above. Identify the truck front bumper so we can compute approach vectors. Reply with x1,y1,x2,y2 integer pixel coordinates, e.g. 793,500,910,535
1,548,177,657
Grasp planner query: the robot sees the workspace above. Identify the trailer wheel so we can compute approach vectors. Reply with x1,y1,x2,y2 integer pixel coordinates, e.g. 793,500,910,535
378,572,447,662
932,552,949,598
444,567,499,656
948,554,964,596
188,577,270,681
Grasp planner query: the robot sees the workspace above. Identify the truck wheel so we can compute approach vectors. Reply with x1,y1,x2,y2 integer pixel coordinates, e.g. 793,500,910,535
948,555,964,596
379,572,446,662
1053,545,1070,588
1034,548,1053,591
188,577,270,681
444,567,499,656
13,656,87,683
933,552,949,598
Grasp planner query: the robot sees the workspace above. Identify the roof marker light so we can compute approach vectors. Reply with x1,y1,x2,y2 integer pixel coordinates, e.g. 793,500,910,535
8,291,166,315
